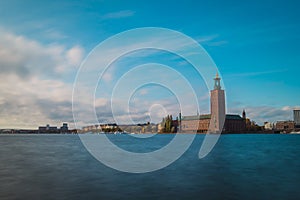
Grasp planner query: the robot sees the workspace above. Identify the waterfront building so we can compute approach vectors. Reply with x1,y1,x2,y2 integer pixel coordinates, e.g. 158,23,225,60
82,126,92,132
120,123,158,133
38,124,58,133
294,110,300,128
264,122,274,130
180,73,246,133
100,123,118,130
60,123,68,132
275,121,295,132
81,123,121,133
223,114,246,133
180,115,210,133
39,123,69,133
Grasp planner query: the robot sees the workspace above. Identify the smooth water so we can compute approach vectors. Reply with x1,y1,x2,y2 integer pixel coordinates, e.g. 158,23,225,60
0,134,300,200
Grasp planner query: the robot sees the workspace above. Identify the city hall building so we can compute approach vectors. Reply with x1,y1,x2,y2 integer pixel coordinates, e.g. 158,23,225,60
179,73,246,133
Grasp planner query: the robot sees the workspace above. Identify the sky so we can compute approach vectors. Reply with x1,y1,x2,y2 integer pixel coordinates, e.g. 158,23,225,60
0,0,299,128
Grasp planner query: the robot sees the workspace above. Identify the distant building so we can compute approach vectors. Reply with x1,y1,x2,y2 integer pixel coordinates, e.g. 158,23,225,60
264,122,274,130
81,123,121,133
60,123,68,132
294,110,300,128
38,123,69,133
223,114,246,133
275,121,295,132
100,123,118,130
179,73,246,133
38,124,58,133
180,114,245,133
82,126,92,132
120,123,158,133
180,115,210,133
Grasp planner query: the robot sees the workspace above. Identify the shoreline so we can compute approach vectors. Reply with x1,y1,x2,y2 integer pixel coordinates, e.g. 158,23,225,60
1,132,300,135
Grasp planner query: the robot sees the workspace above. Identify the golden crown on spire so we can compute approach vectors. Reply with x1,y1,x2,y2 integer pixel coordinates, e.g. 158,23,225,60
214,71,221,89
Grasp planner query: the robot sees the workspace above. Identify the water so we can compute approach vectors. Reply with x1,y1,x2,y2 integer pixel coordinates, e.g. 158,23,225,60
0,134,300,200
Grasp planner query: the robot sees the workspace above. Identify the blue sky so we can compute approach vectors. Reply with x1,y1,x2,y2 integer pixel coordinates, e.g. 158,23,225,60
0,0,299,128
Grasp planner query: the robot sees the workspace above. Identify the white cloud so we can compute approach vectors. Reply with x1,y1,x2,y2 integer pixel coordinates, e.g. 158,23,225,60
95,98,108,107
66,45,84,67
0,74,74,129
0,27,83,76
0,28,86,128
282,106,292,111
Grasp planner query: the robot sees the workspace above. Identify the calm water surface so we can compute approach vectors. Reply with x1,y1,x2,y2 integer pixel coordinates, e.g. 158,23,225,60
0,134,299,200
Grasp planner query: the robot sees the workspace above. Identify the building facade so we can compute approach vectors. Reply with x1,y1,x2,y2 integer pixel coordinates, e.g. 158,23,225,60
264,122,274,130
60,123,68,132
38,124,58,133
223,114,246,133
210,73,226,133
294,110,300,128
275,121,295,132
180,73,246,133
180,115,210,133
39,123,69,133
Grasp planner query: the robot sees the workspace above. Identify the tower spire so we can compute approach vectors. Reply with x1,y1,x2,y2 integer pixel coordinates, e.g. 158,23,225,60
214,71,221,90
242,109,246,119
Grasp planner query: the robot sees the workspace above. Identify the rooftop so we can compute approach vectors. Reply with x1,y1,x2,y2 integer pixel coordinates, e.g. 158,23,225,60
181,114,211,121
181,114,243,121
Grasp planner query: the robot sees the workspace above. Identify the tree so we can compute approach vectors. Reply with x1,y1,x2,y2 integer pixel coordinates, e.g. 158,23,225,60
160,115,176,133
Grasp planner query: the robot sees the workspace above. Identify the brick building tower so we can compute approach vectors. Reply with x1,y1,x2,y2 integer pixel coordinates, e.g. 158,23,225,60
209,72,226,133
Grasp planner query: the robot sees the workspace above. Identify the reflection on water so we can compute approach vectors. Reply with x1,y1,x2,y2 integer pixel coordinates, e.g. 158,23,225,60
0,134,300,200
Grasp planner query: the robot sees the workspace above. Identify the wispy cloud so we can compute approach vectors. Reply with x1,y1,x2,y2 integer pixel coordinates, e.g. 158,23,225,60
101,10,135,20
195,35,219,43
224,69,288,78
195,34,228,47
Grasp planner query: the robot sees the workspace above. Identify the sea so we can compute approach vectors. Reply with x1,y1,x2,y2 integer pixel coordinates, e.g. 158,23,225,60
0,134,299,200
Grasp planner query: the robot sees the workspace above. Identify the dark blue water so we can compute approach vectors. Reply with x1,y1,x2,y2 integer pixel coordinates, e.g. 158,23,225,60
0,134,300,200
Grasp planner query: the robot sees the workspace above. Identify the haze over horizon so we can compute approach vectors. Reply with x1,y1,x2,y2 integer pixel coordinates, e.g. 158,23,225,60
0,0,299,129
